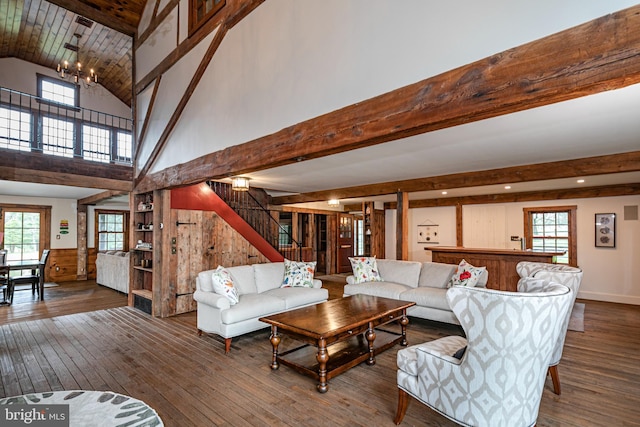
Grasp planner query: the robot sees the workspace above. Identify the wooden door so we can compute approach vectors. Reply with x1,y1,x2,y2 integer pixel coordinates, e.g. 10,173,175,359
337,213,355,273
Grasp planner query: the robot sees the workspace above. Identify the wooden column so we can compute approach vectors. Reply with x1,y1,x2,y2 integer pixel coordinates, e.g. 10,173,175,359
76,204,88,280
456,204,463,247
396,192,408,260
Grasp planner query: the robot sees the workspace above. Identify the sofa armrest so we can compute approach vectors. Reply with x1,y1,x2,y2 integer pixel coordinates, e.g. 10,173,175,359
346,275,356,285
193,289,231,309
312,279,323,289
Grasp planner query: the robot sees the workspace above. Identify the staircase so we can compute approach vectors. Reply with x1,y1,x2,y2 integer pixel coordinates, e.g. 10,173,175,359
206,181,302,261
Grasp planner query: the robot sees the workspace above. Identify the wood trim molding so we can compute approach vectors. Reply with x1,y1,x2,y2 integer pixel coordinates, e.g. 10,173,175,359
135,5,640,194
78,190,129,206
396,192,408,260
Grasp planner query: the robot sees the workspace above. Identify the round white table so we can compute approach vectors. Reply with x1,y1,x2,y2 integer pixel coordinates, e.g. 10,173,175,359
0,390,163,426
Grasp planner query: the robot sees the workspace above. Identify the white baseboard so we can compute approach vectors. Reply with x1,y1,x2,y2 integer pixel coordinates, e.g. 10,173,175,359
578,291,640,306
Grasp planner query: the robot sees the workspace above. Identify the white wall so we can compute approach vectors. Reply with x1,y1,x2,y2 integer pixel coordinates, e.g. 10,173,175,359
386,195,640,305
0,58,131,118
137,0,638,175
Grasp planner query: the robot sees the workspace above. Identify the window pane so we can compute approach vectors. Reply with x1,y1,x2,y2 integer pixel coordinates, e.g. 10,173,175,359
116,131,132,162
42,117,75,157
41,80,76,107
98,213,126,251
83,124,110,163
0,107,32,151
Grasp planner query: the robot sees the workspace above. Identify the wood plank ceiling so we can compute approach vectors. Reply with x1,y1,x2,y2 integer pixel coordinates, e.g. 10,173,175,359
0,0,143,107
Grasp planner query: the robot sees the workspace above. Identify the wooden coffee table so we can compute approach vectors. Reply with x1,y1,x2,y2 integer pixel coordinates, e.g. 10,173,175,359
259,295,415,393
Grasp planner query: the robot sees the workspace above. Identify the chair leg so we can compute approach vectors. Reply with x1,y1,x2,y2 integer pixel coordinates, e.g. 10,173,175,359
394,388,410,425
549,365,561,395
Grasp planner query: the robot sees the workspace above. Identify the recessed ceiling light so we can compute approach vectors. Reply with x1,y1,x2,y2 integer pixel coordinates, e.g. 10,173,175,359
577,179,585,183
442,191,448,195
504,185,511,190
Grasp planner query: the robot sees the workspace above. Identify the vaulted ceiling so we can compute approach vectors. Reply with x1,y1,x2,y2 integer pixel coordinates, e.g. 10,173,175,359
0,0,143,106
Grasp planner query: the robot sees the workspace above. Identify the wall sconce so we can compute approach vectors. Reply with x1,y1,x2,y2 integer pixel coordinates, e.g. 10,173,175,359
231,176,250,191
327,199,340,208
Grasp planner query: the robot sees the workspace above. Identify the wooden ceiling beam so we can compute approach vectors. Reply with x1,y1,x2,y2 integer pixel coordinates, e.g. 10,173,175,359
271,151,640,205
136,5,640,194
78,190,129,205
0,151,132,192
381,183,640,209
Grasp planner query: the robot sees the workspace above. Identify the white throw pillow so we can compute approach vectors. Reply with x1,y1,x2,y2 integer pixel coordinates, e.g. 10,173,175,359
211,266,239,305
349,256,383,284
448,259,486,288
281,259,317,288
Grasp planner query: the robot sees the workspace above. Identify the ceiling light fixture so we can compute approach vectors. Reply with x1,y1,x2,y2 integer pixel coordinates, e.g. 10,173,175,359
441,191,448,195
504,185,512,190
231,176,250,191
56,33,98,87
327,199,340,207
577,179,585,183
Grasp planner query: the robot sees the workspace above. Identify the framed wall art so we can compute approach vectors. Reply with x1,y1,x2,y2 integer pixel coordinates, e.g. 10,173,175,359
417,224,439,244
595,213,615,248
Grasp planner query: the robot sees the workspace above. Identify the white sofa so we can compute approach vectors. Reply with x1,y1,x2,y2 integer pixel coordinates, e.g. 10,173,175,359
343,259,487,325
193,262,329,353
96,251,130,294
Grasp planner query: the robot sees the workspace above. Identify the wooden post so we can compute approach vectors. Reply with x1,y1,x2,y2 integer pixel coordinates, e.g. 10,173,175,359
396,192,409,260
76,204,88,280
456,204,463,247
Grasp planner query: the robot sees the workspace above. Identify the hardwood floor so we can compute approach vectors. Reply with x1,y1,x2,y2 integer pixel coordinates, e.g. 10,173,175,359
1,278,639,426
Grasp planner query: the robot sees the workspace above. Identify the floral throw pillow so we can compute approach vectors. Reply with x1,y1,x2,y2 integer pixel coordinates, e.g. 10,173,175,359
211,266,239,305
281,259,317,288
448,259,486,288
349,256,383,284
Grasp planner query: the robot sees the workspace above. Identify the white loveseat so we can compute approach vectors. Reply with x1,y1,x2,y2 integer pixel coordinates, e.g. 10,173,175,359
193,262,328,353
96,251,130,294
343,259,487,325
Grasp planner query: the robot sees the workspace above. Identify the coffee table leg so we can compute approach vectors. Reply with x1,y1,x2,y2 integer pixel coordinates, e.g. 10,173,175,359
400,310,409,346
366,322,376,365
269,326,280,370
316,338,329,393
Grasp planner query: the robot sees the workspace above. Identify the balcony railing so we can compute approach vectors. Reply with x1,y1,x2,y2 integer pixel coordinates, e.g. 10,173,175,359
0,86,133,165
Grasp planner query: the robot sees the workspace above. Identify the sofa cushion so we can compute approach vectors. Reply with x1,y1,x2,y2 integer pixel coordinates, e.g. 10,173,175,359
220,293,286,324
448,259,487,288
263,287,329,309
418,262,458,289
253,262,285,293
211,266,240,305
225,265,258,295
400,287,450,311
281,259,317,288
376,259,422,288
344,281,410,300
349,256,382,284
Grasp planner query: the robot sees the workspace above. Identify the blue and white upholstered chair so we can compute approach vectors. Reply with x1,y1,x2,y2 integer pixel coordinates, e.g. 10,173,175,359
516,261,583,395
394,282,572,427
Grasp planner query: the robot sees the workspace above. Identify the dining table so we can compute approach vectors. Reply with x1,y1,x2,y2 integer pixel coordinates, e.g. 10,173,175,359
0,260,43,305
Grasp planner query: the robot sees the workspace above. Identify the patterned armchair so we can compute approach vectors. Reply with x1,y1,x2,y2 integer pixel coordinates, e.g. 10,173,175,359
395,283,572,427
516,261,583,395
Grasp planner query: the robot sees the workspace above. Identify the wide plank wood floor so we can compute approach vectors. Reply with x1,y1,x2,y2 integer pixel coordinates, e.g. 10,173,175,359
0,278,639,426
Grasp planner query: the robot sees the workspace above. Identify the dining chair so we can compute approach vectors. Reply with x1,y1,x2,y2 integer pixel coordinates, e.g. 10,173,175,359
12,249,50,297
0,265,11,305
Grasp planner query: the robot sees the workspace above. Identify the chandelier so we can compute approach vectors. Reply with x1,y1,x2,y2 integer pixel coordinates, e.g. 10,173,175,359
56,33,98,86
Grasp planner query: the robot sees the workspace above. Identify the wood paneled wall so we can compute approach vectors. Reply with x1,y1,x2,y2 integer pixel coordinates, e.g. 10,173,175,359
46,248,97,283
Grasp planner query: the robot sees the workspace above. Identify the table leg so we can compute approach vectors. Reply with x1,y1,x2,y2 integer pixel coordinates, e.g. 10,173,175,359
366,322,376,365
39,270,44,301
316,338,329,393
400,310,409,346
269,326,280,370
